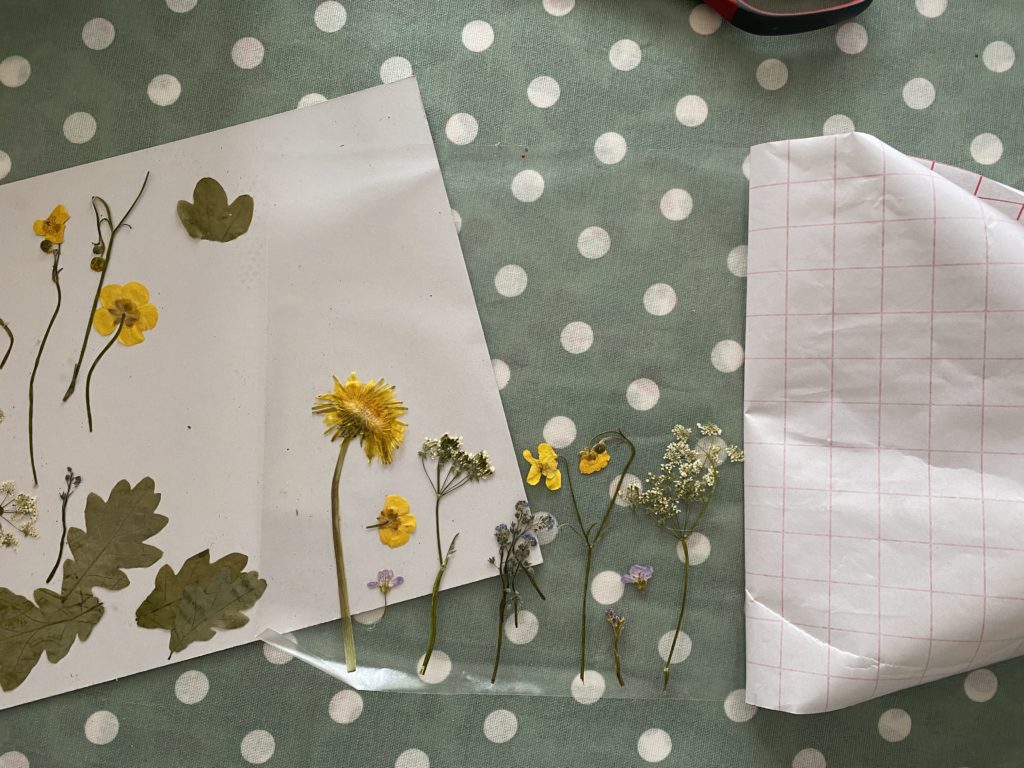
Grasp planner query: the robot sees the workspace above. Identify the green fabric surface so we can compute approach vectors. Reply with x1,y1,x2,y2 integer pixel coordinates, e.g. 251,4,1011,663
1,1,1022,766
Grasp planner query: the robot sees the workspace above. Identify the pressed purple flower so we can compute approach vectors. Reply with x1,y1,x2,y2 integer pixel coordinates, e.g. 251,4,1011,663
367,568,404,595
604,608,625,627
621,564,653,591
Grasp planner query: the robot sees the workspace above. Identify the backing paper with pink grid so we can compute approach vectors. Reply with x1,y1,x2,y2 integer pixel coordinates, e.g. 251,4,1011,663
742,132,1024,714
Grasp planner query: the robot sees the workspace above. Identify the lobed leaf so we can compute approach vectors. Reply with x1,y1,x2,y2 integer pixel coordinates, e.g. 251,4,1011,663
176,177,254,242
135,550,248,630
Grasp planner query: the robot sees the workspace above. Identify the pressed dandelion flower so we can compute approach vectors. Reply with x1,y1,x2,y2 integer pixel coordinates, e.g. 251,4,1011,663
313,372,408,673
33,204,70,245
372,495,417,548
621,564,653,591
313,373,408,464
578,441,611,475
84,281,159,432
522,443,562,490
92,282,159,347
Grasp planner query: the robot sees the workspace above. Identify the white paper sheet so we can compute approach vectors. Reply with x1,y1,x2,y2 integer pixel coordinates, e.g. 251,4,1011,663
743,132,1024,713
0,78,529,709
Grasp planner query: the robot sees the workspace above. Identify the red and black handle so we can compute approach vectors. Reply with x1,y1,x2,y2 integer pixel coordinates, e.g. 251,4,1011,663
703,0,873,35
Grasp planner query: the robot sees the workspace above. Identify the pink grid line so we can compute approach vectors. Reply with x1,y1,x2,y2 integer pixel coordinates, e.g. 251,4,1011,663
748,261,1024,275
745,532,1024,554
747,442,1024,456
749,215,990,233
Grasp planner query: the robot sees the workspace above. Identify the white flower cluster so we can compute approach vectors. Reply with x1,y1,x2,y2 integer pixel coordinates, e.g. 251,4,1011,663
0,481,40,548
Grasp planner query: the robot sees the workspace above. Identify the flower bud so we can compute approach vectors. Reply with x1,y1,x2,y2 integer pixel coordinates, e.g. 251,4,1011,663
90,256,106,272
40,239,53,253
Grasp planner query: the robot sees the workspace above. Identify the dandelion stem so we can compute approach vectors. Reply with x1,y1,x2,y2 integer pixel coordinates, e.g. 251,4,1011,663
0,318,12,369
63,172,149,402
329,437,357,672
28,250,63,486
664,535,690,693
421,533,457,675
84,316,124,433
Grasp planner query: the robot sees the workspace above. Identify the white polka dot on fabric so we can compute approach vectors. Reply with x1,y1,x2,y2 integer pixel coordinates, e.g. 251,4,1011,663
611,473,640,506
678,532,710,565
395,749,430,768
723,689,757,722
240,730,275,764
483,710,518,744
594,132,627,164
63,112,97,144
354,607,385,625
711,340,744,372
328,690,364,723
535,514,558,544
877,708,911,742
0,753,28,768
82,18,115,50
84,711,119,745
527,75,560,108
756,59,788,90
835,22,867,54
660,189,693,221
643,283,677,316
297,93,327,109
262,633,297,663
741,153,751,179
543,0,574,16
915,0,946,17
174,670,209,704
543,415,576,448
511,170,545,202
792,748,827,768
590,570,625,604
492,359,510,390
0,56,30,88
902,77,935,109
823,114,855,135
609,39,641,71
147,74,181,106
982,41,1015,73
380,56,413,84
0,151,10,181
637,728,672,763
578,226,610,259
504,610,539,644
727,245,748,277
415,651,452,684
231,37,264,69
570,671,605,704
675,96,708,127
627,378,660,411
445,113,478,145
971,133,1003,165
314,1,347,32
495,265,528,297
657,630,692,664
451,209,462,232
560,321,594,354
166,0,197,11
461,21,494,52
963,668,998,702
689,4,722,34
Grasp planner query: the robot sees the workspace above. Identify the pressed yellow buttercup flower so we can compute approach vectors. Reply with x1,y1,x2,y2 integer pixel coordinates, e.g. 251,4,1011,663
579,442,611,475
92,282,159,346
374,494,416,548
523,442,562,491
33,205,70,245
313,373,408,464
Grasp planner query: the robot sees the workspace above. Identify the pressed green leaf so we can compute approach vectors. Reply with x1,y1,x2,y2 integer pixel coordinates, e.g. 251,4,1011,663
169,566,267,654
61,477,168,598
176,177,254,242
0,586,103,692
135,550,248,630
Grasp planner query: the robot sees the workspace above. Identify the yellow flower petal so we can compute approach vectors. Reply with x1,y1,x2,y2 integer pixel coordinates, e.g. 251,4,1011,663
136,302,158,332
538,443,557,462
545,468,562,491
379,527,410,548
51,205,70,225
92,307,117,336
525,462,542,486
385,494,409,516
33,220,47,237
99,283,125,308
397,514,416,533
122,281,150,307
579,451,611,475
118,323,145,346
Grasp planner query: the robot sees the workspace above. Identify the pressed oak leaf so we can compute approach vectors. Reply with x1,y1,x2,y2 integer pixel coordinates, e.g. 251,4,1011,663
176,177,254,243
169,566,267,654
60,477,168,599
136,550,248,630
0,586,103,692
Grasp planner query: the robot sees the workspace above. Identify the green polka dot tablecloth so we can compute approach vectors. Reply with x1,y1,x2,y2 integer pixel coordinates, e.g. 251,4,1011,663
1,1,1022,766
